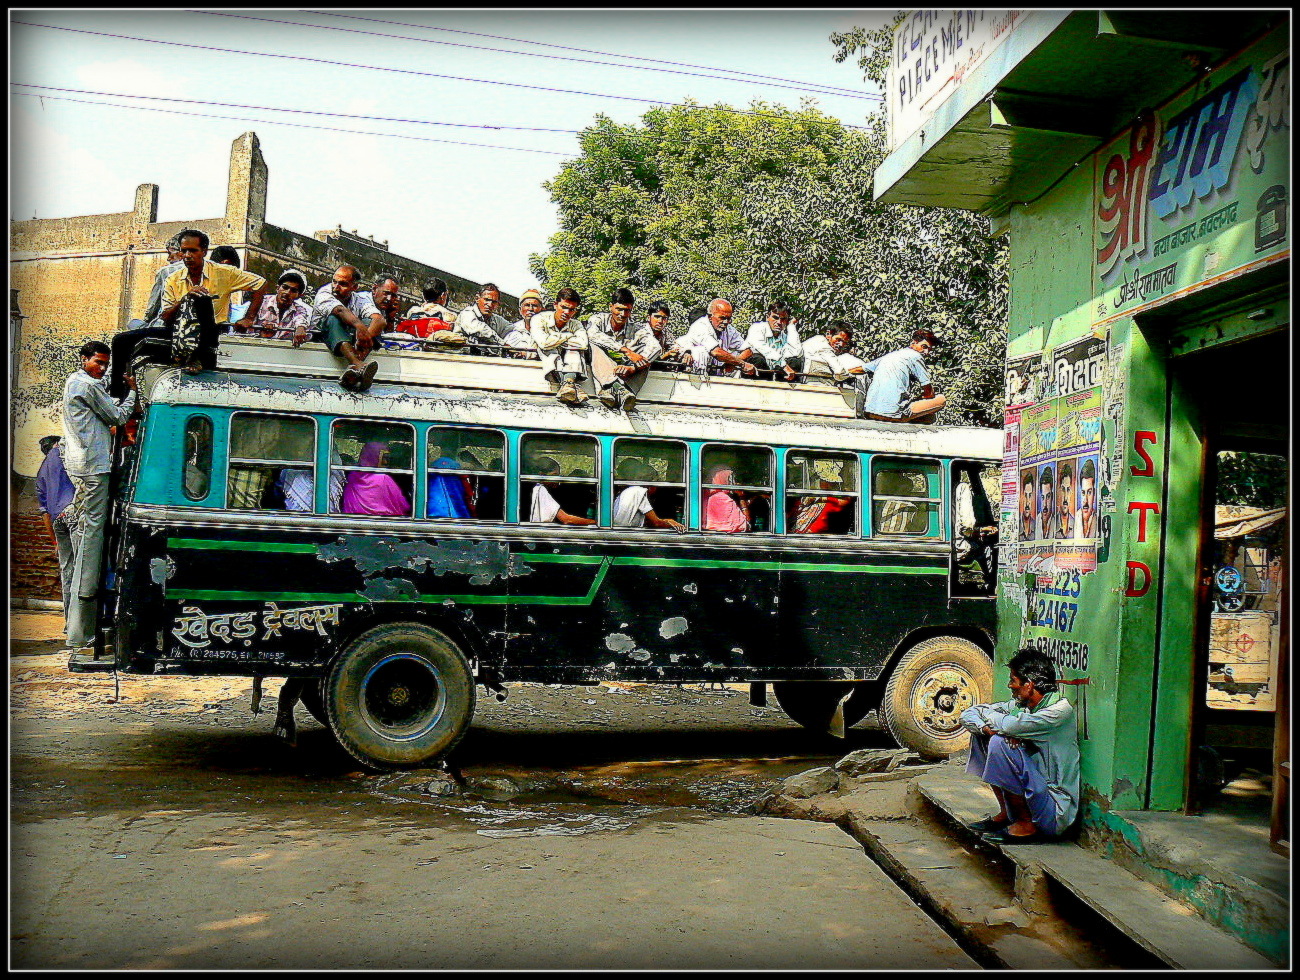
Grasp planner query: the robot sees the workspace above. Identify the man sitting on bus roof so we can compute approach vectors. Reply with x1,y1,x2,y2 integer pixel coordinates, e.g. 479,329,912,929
501,288,543,359
453,283,511,352
746,300,804,382
529,287,591,405
529,457,596,526
234,269,313,345
860,328,947,424
587,287,662,411
681,299,757,378
309,264,387,392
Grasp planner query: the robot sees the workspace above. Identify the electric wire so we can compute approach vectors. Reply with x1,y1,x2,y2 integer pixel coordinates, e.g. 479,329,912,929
9,91,571,156
10,83,583,134
307,10,880,100
10,19,874,132
186,9,881,103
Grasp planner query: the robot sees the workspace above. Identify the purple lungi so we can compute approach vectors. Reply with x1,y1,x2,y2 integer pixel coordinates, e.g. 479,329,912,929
967,733,1058,835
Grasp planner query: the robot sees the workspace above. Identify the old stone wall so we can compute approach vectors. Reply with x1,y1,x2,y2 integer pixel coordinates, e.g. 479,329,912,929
10,490,62,602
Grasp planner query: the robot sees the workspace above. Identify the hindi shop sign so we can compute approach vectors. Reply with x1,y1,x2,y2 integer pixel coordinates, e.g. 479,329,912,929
888,10,1024,152
1093,32,1289,324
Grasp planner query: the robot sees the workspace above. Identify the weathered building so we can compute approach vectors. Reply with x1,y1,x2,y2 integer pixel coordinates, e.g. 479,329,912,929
9,131,518,479
875,10,1288,958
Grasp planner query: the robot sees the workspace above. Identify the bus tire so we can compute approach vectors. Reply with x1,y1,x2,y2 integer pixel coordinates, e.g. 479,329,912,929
299,677,329,727
325,623,476,770
881,636,991,760
773,681,877,734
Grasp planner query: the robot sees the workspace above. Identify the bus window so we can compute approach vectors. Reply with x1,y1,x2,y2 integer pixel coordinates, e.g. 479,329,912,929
520,433,598,525
787,451,858,535
613,438,686,529
182,415,213,502
330,419,415,517
701,444,773,533
872,460,940,536
427,427,506,521
227,413,316,511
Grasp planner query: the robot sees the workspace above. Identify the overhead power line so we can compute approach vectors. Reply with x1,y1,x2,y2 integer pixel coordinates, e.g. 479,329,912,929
9,90,570,156
10,19,874,132
307,11,880,101
189,9,881,103
11,83,582,134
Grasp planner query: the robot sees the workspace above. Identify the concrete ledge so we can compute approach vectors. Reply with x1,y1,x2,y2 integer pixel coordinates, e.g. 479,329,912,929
915,767,1279,969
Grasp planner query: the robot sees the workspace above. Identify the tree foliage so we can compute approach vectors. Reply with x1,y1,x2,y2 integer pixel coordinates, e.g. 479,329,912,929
532,19,1009,426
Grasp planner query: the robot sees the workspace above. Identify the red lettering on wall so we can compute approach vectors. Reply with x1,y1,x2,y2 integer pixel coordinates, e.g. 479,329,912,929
1128,501,1161,542
1125,561,1152,597
1130,431,1158,477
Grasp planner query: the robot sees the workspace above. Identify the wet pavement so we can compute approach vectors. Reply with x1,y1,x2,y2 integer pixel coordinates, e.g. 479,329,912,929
10,611,974,969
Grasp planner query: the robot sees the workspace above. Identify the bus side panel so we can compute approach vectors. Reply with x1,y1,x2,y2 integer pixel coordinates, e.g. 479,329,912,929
149,528,509,673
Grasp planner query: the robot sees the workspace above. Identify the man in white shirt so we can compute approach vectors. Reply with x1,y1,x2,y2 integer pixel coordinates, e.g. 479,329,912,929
528,457,596,526
453,283,512,350
587,288,663,410
681,299,756,377
613,461,685,531
746,300,803,381
529,287,591,404
309,264,387,392
61,341,136,662
502,288,543,359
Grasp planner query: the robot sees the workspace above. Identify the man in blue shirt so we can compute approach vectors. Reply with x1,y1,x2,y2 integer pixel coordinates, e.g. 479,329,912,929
861,329,947,424
35,435,77,619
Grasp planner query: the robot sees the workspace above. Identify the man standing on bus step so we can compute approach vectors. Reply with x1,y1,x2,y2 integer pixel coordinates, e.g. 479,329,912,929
159,230,268,375
860,328,947,424
309,264,387,392
587,287,663,410
746,300,804,381
36,435,77,622
682,299,757,377
961,647,1079,843
62,341,136,669
529,287,591,404
453,283,512,351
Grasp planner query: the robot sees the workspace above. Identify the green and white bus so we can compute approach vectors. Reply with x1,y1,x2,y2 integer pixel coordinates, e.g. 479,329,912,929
98,337,1001,769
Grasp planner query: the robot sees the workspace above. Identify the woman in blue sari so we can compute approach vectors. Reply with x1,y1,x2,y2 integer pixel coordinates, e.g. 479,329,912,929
427,456,473,518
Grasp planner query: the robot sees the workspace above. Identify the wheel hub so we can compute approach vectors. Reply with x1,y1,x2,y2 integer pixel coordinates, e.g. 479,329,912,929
911,665,977,737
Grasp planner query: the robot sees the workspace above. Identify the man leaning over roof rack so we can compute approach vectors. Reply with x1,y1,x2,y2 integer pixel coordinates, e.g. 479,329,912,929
233,269,313,345
860,328,947,424
452,283,511,353
309,264,388,392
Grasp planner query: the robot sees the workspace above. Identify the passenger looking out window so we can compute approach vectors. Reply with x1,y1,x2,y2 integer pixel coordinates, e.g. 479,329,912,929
613,460,685,531
340,442,411,517
529,458,596,526
703,467,751,533
701,445,772,532
788,452,858,535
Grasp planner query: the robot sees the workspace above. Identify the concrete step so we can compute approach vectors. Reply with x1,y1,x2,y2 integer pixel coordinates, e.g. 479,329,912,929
845,813,1116,969
914,767,1278,970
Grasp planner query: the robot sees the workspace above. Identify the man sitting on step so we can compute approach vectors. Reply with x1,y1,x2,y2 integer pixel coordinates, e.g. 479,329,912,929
960,647,1080,844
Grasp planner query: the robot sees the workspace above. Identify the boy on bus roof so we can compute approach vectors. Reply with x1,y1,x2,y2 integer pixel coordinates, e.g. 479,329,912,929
860,328,947,424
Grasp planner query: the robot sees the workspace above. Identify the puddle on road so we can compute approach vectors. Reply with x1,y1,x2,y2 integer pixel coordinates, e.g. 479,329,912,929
364,755,832,839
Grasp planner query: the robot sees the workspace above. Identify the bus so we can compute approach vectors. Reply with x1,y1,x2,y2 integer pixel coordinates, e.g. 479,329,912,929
96,337,1002,769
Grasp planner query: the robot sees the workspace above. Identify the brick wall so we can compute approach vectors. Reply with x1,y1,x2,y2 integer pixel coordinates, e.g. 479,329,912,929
10,508,62,602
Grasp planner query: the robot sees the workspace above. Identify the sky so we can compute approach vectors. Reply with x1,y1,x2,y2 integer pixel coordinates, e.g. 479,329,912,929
10,9,890,295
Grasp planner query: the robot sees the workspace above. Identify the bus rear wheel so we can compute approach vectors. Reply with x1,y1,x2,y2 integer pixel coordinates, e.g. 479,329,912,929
882,636,991,760
772,681,877,735
325,623,476,770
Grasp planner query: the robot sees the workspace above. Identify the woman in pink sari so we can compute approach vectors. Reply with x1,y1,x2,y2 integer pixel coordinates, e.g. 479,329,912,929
341,442,410,516
703,466,751,532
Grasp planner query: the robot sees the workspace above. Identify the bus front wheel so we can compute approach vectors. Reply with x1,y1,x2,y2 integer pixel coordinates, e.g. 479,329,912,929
325,623,476,770
881,637,991,760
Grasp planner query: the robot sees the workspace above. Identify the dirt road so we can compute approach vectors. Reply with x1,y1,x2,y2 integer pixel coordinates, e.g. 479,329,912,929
11,611,974,969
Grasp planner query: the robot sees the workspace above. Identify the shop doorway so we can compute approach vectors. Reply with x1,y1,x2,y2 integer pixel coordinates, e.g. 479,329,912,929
1173,328,1288,854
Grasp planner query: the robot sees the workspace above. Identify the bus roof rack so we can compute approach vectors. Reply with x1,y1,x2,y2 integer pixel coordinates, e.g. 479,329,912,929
215,335,862,420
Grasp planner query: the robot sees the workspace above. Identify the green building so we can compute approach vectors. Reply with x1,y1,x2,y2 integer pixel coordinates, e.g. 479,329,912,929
875,9,1288,955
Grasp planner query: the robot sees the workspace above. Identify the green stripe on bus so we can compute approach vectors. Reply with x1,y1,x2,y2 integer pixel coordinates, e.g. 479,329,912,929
172,558,614,607
166,538,941,575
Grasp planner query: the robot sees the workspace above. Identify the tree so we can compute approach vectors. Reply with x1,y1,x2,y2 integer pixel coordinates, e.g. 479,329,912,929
531,19,1009,426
